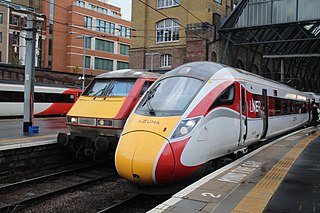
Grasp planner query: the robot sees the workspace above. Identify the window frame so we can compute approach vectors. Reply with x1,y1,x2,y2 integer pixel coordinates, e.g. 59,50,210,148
84,16,92,29
156,19,179,43
119,44,129,55
94,57,113,71
160,54,172,67
157,0,180,9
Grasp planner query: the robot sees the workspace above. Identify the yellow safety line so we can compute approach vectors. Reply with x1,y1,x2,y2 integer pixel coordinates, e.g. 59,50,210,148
0,134,57,143
231,132,319,213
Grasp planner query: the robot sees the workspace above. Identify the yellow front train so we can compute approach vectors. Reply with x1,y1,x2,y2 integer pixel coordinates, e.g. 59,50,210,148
57,69,159,159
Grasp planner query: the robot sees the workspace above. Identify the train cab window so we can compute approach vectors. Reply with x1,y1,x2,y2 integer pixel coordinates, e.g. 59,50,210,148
83,79,112,96
136,77,203,116
83,79,136,97
139,81,153,97
110,80,135,96
209,84,235,110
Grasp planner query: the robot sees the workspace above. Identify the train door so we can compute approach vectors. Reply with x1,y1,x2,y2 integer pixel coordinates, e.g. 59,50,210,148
238,83,248,146
260,89,268,139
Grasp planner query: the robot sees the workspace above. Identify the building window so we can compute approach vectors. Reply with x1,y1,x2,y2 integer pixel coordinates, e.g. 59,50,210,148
0,13,3,24
95,38,114,53
13,34,19,45
156,19,179,43
157,0,180,8
160,54,172,67
85,56,91,68
119,26,131,38
117,61,129,69
77,0,85,7
85,37,91,49
106,22,115,34
84,16,92,29
95,57,113,70
96,19,115,34
119,44,129,55
0,32,2,43
12,15,19,25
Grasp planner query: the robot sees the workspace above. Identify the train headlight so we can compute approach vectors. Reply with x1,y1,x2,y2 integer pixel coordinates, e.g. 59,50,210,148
171,117,201,139
67,116,78,124
97,119,113,127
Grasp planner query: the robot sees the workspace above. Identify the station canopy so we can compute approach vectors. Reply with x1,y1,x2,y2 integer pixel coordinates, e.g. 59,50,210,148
220,0,320,92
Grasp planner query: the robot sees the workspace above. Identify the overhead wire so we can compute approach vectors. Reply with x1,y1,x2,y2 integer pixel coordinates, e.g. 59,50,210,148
6,0,201,69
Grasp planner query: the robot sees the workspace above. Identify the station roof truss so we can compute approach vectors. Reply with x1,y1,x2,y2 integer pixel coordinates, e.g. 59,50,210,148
220,0,320,92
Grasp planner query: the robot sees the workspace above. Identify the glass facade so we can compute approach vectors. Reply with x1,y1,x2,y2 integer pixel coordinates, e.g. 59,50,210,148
95,38,114,53
95,57,113,70
120,44,129,55
117,61,129,69
236,0,320,28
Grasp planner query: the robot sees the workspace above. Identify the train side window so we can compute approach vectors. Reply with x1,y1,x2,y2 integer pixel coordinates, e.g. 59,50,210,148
269,97,275,116
275,98,282,115
139,81,153,97
283,100,289,115
209,84,235,110
289,100,295,113
1,91,24,102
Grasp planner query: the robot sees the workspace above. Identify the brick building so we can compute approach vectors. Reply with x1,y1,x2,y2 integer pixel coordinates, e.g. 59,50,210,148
0,4,8,63
130,0,237,72
42,0,131,75
0,1,45,66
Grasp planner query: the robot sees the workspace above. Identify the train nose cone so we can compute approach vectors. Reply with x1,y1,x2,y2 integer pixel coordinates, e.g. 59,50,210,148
115,131,174,185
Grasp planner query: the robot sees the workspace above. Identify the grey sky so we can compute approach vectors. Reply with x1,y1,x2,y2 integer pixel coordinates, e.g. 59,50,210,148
109,0,132,21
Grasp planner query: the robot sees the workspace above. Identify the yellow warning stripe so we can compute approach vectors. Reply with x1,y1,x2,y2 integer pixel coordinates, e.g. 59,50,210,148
231,132,319,213
0,134,57,143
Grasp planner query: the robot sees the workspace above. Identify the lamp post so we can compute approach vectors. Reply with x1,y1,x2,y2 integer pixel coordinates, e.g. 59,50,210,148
145,52,160,71
76,35,91,90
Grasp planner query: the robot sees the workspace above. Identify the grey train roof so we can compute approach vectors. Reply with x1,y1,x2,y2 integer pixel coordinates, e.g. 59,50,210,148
161,61,303,93
161,62,227,81
95,69,160,79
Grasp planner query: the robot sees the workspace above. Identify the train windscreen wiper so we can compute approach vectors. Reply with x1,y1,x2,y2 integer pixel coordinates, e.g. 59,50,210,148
141,90,155,115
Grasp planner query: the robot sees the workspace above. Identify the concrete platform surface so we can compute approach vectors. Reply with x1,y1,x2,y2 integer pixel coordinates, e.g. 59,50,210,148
149,127,320,213
0,117,67,150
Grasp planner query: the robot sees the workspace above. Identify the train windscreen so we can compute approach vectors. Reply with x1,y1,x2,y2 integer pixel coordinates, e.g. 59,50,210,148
136,77,203,116
83,79,136,97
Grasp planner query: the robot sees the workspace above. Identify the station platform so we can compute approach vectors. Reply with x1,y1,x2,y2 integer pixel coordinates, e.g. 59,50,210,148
149,127,320,213
0,117,67,151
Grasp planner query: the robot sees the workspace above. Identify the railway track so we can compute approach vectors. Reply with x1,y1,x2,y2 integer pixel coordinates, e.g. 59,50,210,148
0,162,118,212
97,193,171,213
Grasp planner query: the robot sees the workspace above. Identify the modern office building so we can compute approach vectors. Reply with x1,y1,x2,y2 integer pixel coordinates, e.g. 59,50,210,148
42,0,131,75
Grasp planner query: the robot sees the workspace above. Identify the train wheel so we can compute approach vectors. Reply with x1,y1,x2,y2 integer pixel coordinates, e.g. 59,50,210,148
57,133,69,147
95,136,110,152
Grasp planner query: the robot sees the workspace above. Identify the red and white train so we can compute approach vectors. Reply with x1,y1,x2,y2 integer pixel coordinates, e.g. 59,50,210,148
115,61,310,186
0,81,82,117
